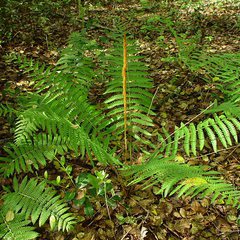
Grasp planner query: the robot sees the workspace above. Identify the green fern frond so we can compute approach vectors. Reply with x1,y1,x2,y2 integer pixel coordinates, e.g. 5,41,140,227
56,32,98,92
15,31,99,95
2,117,119,176
205,101,240,118
2,177,76,232
171,176,240,208
0,103,17,118
158,114,240,156
103,32,155,142
15,55,56,92
4,99,120,176
0,134,67,176
12,96,120,165
123,155,240,208
14,90,109,140
184,48,240,104
167,24,240,107
0,211,38,240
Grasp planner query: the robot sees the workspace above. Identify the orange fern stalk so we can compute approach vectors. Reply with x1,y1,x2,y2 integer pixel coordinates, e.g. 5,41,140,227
122,33,128,159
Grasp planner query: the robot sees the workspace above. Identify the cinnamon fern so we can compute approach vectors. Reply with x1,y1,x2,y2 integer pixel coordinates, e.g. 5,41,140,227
0,211,38,240
123,155,240,208
103,31,155,144
1,177,76,232
168,23,240,114
0,30,240,240
157,114,240,157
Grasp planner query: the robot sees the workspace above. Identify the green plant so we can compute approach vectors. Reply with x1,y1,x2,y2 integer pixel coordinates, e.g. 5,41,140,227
164,20,240,116
140,15,165,37
156,114,240,157
0,211,38,240
102,31,155,150
65,170,120,217
0,177,76,239
123,155,240,207
0,30,239,239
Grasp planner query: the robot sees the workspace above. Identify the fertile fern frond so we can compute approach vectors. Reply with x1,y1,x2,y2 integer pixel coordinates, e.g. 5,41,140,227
2,177,76,231
0,211,38,240
158,114,240,156
123,155,240,208
103,32,155,141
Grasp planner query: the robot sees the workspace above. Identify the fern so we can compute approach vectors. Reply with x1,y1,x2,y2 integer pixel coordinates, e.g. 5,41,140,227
1,113,120,176
103,31,155,143
0,134,68,176
0,33,120,176
166,22,240,110
2,177,76,232
0,211,38,240
123,155,240,208
0,103,18,118
14,89,110,141
16,31,98,95
157,114,240,157
1,30,239,238
183,51,240,103
205,101,240,118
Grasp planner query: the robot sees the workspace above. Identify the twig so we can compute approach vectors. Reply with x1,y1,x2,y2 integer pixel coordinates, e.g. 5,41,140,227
223,144,239,160
163,223,181,238
189,144,240,160
155,102,215,150
120,226,133,240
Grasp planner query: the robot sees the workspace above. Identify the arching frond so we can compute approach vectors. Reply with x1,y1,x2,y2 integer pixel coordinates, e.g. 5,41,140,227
123,155,240,208
0,134,67,176
158,114,240,156
2,177,76,231
0,211,38,240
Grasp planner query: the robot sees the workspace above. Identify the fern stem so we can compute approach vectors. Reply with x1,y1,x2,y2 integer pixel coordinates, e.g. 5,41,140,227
122,33,128,160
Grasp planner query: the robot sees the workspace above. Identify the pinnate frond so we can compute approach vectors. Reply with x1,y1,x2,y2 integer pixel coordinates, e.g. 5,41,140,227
123,155,240,208
158,114,240,156
2,177,76,232
0,211,38,240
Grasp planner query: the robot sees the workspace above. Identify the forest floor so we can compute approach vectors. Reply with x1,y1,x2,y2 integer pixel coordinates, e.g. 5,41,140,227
0,1,240,239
